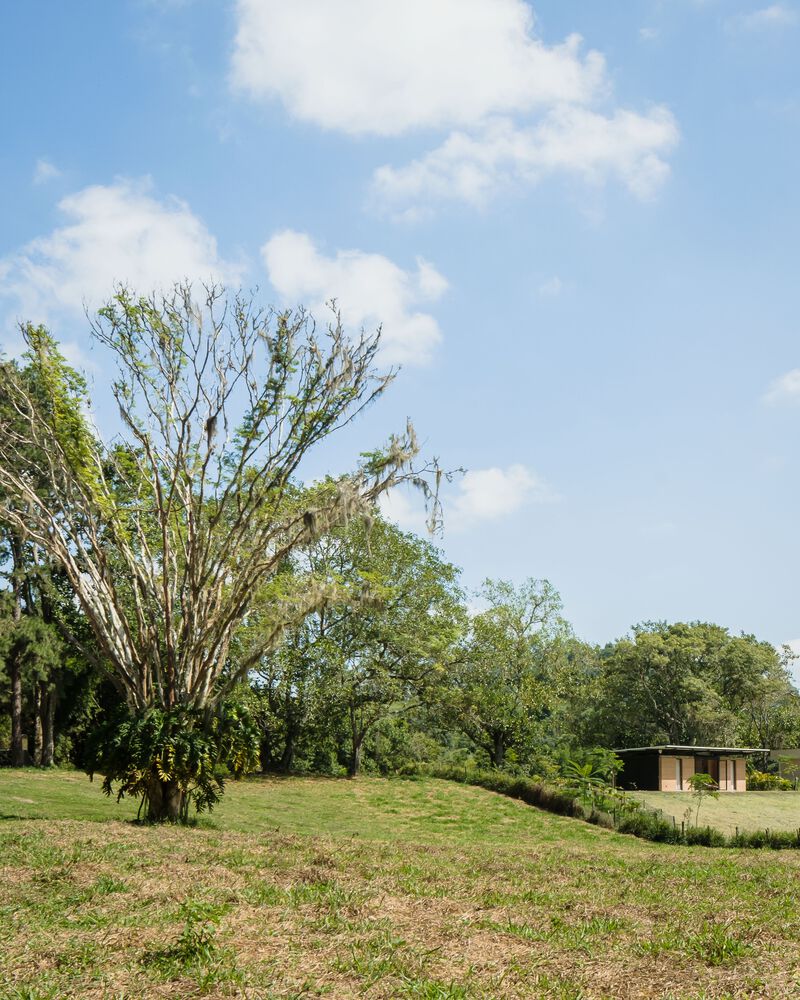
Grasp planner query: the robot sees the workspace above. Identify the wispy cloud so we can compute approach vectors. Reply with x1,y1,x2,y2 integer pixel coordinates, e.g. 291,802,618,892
763,368,800,405
726,4,798,32
380,463,556,535
371,107,678,217
537,276,564,297
33,158,61,185
0,178,243,328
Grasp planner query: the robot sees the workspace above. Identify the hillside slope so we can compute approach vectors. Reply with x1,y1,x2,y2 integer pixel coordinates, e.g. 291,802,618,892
1,772,799,999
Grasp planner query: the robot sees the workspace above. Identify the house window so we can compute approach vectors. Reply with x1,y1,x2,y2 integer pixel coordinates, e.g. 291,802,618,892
676,757,683,791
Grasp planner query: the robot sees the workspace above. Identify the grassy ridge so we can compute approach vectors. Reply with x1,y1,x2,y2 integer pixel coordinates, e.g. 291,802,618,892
2,771,800,998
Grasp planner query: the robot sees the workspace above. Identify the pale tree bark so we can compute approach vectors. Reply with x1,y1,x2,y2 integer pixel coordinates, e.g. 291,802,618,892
42,688,56,767
33,683,43,766
0,286,443,818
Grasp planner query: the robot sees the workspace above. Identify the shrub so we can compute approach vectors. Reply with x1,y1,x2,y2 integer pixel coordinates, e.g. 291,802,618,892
85,703,259,823
684,826,727,848
747,770,794,791
617,810,682,844
730,828,800,849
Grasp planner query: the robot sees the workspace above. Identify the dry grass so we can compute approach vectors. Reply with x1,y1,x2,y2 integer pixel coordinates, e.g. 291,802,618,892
2,773,800,998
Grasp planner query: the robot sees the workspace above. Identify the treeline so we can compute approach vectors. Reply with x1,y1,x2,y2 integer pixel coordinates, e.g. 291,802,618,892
3,506,798,778
241,524,800,779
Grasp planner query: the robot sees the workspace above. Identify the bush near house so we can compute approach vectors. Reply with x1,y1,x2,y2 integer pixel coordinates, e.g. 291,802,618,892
747,770,794,791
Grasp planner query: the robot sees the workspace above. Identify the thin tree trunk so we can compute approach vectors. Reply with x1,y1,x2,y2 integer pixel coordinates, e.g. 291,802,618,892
10,660,24,766
42,689,56,767
279,731,296,773
10,546,25,767
349,738,363,778
33,683,43,767
348,703,364,777
259,736,274,772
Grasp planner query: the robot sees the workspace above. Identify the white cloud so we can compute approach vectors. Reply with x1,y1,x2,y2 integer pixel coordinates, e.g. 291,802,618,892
763,368,800,405
452,464,554,524
726,4,798,31
378,489,430,535
231,0,606,136
380,463,554,534
0,178,243,326
261,230,447,365
639,27,659,41
230,0,679,215
33,159,61,185
372,106,679,214
537,276,564,297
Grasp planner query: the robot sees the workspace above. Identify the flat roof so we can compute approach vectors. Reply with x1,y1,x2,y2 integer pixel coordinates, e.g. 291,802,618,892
615,745,768,754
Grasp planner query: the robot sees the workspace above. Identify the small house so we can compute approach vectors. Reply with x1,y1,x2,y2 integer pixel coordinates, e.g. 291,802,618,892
615,745,767,792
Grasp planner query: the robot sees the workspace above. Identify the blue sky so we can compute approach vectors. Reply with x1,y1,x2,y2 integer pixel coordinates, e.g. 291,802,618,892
1,0,799,659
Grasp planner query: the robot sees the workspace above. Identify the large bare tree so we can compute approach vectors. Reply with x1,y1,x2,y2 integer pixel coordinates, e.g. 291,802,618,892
0,285,439,818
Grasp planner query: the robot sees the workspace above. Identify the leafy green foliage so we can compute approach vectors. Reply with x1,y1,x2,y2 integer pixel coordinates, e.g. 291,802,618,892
562,757,611,807
246,514,465,777
85,703,259,822
452,578,572,769
687,771,719,825
747,769,794,790
581,621,800,751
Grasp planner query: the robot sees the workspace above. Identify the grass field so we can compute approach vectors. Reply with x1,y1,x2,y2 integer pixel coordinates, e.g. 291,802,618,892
2,771,800,999
628,791,800,836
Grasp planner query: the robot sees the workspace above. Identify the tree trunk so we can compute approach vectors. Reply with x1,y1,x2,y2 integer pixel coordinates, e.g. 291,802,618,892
279,731,296,773
33,683,43,766
10,660,25,767
349,737,363,778
42,689,56,767
491,732,505,769
259,736,274,772
9,566,25,767
146,777,186,823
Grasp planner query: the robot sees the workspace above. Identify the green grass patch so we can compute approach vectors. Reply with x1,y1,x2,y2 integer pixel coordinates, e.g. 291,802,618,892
629,790,800,836
1,770,800,997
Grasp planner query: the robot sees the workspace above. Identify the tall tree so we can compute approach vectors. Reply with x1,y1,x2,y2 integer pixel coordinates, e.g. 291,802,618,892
323,519,464,777
247,516,465,777
587,621,799,751
0,285,441,820
454,578,572,768
0,335,93,766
